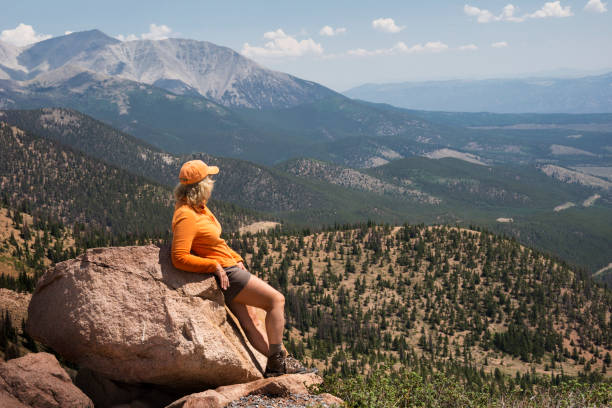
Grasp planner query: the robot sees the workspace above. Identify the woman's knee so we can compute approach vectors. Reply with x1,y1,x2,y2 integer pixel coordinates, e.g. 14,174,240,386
274,292,285,307
265,291,284,312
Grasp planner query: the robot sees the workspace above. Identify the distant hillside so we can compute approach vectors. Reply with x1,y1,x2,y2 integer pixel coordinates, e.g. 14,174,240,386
345,73,612,114
366,157,612,273
277,156,612,272
403,109,612,128
0,30,336,109
0,121,261,237
0,108,439,225
0,81,444,166
0,108,179,185
0,121,173,238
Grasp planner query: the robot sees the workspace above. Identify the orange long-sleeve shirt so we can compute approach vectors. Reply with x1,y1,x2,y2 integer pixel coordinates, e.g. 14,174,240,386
171,202,243,273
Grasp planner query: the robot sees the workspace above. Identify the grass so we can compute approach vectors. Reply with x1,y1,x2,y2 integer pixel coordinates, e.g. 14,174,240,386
316,367,612,407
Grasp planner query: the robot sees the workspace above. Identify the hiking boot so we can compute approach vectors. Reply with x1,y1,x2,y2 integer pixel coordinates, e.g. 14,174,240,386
264,350,318,377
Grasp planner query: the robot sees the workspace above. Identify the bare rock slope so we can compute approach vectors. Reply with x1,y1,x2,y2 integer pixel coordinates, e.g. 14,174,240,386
26,244,266,390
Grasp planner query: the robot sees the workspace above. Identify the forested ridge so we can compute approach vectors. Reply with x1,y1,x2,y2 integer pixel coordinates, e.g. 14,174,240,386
0,108,180,186
0,120,264,295
224,223,612,391
0,121,261,236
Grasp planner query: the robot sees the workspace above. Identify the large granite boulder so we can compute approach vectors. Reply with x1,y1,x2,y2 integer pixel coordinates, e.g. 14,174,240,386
0,352,93,408
26,245,265,391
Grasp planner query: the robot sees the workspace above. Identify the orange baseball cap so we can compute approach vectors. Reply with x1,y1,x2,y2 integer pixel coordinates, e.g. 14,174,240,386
178,160,219,184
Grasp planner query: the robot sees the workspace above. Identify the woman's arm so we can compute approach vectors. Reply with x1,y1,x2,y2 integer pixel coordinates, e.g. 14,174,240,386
171,212,218,273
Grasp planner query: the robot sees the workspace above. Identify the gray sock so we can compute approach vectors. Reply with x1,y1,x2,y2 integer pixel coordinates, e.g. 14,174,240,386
268,343,283,357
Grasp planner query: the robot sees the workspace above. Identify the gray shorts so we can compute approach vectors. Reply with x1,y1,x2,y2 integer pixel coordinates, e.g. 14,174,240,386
217,265,252,304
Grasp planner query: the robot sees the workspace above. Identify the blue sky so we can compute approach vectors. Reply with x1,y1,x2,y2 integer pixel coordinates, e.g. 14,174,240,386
2,0,611,91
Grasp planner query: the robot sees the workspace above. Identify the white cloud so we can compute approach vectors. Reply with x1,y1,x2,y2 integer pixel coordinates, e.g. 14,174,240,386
464,5,498,22
372,18,404,33
0,23,51,47
263,29,287,40
491,41,509,48
116,33,138,42
528,1,573,18
116,23,173,42
141,23,172,40
500,4,526,22
347,41,448,57
584,0,608,13
464,4,525,22
241,29,323,58
458,44,479,51
464,2,573,23
319,25,347,36
420,41,449,52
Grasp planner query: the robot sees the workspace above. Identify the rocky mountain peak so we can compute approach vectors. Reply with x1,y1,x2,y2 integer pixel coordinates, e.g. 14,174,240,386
17,29,119,76
0,29,337,109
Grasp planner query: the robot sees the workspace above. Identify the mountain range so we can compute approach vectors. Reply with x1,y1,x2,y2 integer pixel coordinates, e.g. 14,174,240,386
344,73,612,114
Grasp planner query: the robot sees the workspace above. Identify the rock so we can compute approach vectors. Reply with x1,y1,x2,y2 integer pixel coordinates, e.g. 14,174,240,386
166,373,343,408
75,368,180,408
0,390,30,408
0,352,93,407
0,287,31,325
26,244,266,391
225,393,344,407
318,393,345,406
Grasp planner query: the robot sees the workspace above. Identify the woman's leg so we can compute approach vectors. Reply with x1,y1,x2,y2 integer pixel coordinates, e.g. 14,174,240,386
231,275,285,349
228,302,269,356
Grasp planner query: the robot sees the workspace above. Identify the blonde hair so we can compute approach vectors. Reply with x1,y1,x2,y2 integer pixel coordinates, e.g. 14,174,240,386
174,176,215,209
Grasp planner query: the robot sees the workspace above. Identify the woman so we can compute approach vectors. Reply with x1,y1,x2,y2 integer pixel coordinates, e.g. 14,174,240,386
171,159,311,377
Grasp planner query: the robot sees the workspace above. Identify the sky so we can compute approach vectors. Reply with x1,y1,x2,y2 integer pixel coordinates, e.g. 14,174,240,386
1,0,611,91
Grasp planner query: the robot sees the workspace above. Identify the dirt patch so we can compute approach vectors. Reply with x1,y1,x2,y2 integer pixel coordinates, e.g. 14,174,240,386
582,194,600,207
239,221,280,235
554,202,575,212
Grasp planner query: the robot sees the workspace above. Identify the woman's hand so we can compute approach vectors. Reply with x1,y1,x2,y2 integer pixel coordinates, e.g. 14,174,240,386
237,261,247,271
215,264,229,290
